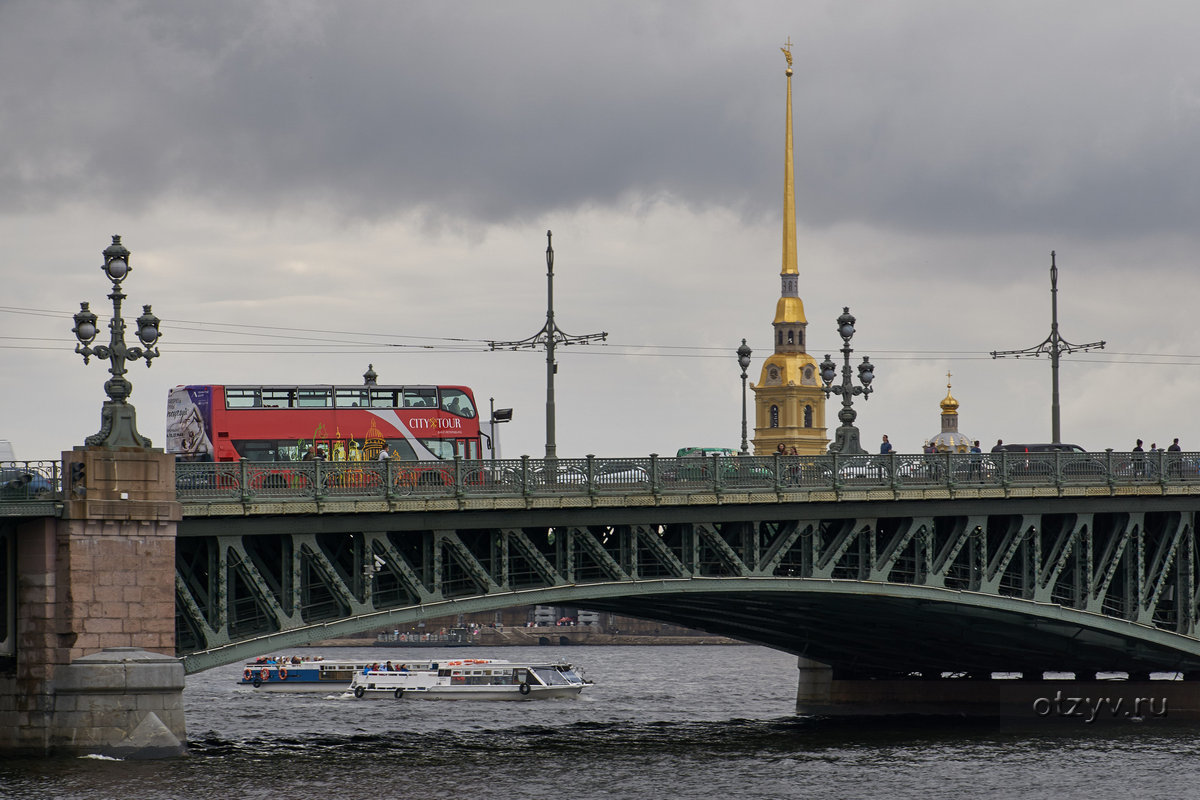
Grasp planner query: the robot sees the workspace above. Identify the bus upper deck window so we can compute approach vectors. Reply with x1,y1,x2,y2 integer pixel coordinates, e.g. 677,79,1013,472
440,389,477,418
226,388,260,408
403,388,437,408
370,389,399,408
337,388,368,408
296,389,331,408
261,388,294,408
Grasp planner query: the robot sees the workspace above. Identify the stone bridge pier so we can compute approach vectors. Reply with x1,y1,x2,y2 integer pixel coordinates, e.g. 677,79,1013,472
0,449,184,758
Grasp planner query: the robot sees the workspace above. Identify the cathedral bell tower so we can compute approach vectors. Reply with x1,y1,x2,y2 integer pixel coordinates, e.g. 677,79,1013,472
750,40,829,456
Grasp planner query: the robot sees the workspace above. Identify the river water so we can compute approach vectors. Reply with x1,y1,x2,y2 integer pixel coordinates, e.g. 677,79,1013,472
5,644,1200,799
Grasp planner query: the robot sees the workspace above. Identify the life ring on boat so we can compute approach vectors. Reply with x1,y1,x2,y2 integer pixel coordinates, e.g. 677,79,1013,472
260,668,270,682
278,668,288,680
243,668,253,682
354,685,366,699
519,682,531,696
394,688,405,699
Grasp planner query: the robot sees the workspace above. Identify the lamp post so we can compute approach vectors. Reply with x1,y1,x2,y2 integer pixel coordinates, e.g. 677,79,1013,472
737,339,752,455
819,306,874,455
990,251,1105,443
488,397,513,462
71,235,161,448
488,231,607,463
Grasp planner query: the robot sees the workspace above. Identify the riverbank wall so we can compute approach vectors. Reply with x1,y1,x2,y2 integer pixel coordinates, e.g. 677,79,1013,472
313,627,742,648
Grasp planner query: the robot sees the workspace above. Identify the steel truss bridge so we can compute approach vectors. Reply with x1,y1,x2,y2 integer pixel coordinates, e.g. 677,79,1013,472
167,452,1200,676
8,451,1200,677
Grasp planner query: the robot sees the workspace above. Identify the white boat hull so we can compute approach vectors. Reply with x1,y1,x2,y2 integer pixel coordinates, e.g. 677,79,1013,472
347,659,589,701
350,684,584,701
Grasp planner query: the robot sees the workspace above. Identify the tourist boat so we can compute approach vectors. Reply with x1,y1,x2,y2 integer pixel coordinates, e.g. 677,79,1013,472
237,656,374,692
345,657,589,700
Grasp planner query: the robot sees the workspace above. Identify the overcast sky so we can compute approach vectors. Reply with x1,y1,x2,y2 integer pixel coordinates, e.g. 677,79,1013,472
5,1,1200,462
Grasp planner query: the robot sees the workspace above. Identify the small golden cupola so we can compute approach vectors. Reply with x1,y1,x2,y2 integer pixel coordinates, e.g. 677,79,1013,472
929,372,972,453
940,381,960,415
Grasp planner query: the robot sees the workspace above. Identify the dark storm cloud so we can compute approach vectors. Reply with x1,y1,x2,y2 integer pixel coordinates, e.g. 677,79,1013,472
0,2,770,223
4,1,1200,239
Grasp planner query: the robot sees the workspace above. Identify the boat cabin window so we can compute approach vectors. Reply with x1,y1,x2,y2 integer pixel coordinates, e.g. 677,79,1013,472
531,667,574,686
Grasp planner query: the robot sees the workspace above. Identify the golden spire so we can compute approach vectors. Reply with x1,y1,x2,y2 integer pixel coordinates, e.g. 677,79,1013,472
773,37,805,324
781,38,797,277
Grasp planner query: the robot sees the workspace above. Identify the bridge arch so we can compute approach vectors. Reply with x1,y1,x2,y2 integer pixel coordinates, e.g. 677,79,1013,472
180,578,1200,676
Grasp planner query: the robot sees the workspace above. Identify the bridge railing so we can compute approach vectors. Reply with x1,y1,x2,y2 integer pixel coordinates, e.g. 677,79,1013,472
0,460,60,502
171,449,1200,503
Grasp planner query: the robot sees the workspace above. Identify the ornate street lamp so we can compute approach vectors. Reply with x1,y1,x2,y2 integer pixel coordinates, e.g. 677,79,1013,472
72,235,161,448
737,339,752,455
820,306,874,455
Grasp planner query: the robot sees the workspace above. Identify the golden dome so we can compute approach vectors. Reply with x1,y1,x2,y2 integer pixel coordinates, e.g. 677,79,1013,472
940,374,959,415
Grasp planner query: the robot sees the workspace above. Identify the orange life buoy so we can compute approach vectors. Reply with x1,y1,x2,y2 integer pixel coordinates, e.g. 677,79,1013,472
260,668,270,682
278,668,288,680
243,668,252,681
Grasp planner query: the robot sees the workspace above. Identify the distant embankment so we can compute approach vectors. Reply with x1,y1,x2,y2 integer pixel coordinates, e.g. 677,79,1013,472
313,627,741,648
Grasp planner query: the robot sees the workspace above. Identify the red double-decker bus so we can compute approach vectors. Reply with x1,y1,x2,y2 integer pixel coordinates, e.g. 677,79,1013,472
165,382,483,464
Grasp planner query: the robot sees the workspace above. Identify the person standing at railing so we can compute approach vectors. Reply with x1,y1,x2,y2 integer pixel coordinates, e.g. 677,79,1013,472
1168,438,1183,478
969,440,983,479
1132,440,1145,478
879,435,893,455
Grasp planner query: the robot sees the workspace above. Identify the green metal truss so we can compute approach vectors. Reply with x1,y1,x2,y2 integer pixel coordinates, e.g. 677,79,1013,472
176,496,1200,676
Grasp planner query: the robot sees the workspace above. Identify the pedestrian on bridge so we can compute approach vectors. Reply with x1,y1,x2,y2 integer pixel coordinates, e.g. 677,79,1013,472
1133,439,1146,478
969,440,983,479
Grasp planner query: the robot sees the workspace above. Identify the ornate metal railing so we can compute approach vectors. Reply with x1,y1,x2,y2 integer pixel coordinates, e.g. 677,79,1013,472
173,449,1200,504
0,460,60,501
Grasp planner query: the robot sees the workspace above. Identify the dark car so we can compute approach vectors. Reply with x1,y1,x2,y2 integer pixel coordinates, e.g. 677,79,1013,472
994,443,1104,479
0,467,55,499
995,443,1087,453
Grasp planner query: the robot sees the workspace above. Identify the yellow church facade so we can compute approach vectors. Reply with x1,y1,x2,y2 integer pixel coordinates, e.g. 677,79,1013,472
750,42,829,456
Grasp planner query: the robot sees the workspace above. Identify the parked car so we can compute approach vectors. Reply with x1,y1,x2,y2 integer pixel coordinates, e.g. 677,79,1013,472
671,448,771,486
0,466,54,500
994,443,1105,479
593,462,650,487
